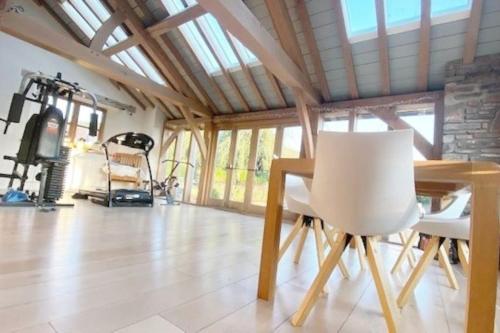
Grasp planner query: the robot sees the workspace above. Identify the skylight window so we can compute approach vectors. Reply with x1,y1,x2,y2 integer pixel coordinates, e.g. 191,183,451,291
385,0,420,28
431,0,470,17
161,0,258,75
61,2,95,39
341,0,377,39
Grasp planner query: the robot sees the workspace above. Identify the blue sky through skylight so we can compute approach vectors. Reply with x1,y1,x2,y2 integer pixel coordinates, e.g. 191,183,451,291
431,0,471,16
342,0,377,37
385,0,420,27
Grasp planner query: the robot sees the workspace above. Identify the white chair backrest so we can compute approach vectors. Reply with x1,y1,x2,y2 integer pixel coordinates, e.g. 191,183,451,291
311,130,419,236
428,188,471,219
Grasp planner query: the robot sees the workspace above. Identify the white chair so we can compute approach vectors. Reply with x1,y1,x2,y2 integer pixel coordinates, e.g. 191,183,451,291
391,189,471,290
291,130,419,333
278,175,350,281
396,192,472,308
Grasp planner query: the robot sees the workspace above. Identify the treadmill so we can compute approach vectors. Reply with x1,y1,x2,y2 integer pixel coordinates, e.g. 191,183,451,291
83,132,154,207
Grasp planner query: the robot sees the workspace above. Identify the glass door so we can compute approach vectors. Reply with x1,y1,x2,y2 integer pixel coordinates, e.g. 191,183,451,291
208,130,232,206
227,129,252,209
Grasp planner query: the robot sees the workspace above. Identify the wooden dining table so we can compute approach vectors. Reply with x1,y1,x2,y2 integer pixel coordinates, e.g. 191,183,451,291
257,158,500,333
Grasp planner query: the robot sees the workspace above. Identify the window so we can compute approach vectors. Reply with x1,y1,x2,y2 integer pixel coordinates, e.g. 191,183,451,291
400,113,434,160
229,129,252,203
188,133,203,203
341,0,472,43
356,116,388,132
210,130,232,200
281,126,302,158
175,131,192,201
251,128,276,206
161,0,258,74
61,0,165,85
323,119,349,132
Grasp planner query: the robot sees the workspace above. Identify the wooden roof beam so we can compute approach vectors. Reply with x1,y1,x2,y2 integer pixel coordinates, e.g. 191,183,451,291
463,0,483,64
0,11,206,113
332,0,359,99
147,4,207,37
102,36,139,56
90,10,125,50
375,0,391,95
264,69,288,107
417,0,431,91
197,0,320,105
296,0,332,102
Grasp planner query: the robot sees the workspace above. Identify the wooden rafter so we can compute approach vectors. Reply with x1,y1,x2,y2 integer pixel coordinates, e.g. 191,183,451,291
147,4,207,37
160,128,182,157
157,35,219,114
417,0,431,91
463,0,483,64
198,0,320,104
222,29,268,110
191,20,251,112
134,0,156,26
0,11,206,113
264,68,288,107
90,10,124,50
332,0,359,99
175,32,234,113
296,0,332,102
109,0,211,118
375,0,390,95
294,89,315,158
102,36,139,56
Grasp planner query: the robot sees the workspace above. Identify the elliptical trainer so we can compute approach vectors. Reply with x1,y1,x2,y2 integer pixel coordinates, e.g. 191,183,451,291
0,72,99,209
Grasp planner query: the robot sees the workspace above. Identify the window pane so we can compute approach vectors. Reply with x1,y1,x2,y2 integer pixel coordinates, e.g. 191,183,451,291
176,131,192,201
189,132,203,203
323,119,349,132
210,130,232,200
432,0,470,17
356,117,388,132
400,113,435,161
61,2,95,39
229,129,252,203
78,105,103,130
84,0,111,22
251,128,276,206
116,51,146,76
342,0,377,38
281,126,302,158
126,47,166,85
385,0,420,27
69,0,102,30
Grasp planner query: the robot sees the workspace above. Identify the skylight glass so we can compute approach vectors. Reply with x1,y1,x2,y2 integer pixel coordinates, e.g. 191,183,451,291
431,0,471,17
385,0,420,27
83,0,111,22
61,2,95,39
342,0,377,38
69,0,102,31
127,47,166,85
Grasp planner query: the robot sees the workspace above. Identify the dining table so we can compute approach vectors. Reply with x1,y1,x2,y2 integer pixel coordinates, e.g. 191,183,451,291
257,158,500,333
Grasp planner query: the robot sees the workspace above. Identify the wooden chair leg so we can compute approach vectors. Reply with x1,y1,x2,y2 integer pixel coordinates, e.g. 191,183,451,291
313,219,329,293
398,231,416,268
323,226,350,279
291,233,348,326
366,237,399,333
397,236,440,308
294,223,309,264
457,240,469,276
391,230,419,274
278,215,303,261
438,244,459,290
354,235,367,270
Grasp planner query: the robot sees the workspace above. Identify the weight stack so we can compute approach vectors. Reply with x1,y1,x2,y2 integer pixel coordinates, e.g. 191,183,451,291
44,146,70,202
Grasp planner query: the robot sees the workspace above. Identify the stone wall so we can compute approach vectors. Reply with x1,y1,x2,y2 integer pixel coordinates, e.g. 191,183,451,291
443,54,500,162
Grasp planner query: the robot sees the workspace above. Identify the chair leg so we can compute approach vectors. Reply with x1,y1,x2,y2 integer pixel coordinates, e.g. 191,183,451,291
294,223,309,264
398,231,416,268
291,233,349,326
354,235,367,270
457,240,469,276
323,226,350,279
313,219,329,294
438,244,459,290
366,237,399,333
391,230,419,274
278,215,304,261
397,236,440,308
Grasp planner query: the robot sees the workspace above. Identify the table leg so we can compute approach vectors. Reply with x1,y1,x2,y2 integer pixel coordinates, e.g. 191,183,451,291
466,184,499,332
257,167,285,300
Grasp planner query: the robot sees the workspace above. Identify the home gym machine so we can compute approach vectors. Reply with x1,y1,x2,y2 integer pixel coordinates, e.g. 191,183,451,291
81,132,155,207
0,72,98,209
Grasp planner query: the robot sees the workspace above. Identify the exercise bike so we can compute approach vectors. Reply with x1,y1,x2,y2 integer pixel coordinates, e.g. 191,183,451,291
154,159,193,205
0,71,98,209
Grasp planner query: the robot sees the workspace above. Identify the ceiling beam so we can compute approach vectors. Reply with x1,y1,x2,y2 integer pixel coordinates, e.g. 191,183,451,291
146,4,207,37
463,0,483,64
375,0,391,95
294,88,315,158
222,29,268,110
417,0,431,91
109,0,211,117
102,36,139,56
0,11,206,113
191,20,251,112
296,0,332,102
90,10,125,50
332,0,359,99
197,0,320,104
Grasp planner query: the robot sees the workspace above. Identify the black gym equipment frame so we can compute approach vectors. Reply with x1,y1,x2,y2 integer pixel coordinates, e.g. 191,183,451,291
81,132,155,208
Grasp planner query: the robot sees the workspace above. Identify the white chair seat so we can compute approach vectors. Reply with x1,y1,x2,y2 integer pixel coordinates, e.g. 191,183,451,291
285,192,316,217
413,216,470,241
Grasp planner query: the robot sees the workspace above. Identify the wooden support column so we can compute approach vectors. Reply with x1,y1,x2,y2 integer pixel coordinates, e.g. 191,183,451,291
375,0,391,95
417,0,431,91
294,89,315,159
463,0,483,64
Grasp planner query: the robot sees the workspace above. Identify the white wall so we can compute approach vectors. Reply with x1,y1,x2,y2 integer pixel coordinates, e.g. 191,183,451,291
0,1,165,191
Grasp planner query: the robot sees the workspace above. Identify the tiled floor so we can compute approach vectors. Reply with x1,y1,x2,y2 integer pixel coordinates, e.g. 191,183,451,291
0,202,495,332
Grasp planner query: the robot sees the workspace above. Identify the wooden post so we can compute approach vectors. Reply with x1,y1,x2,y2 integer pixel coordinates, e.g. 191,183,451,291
294,89,315,159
